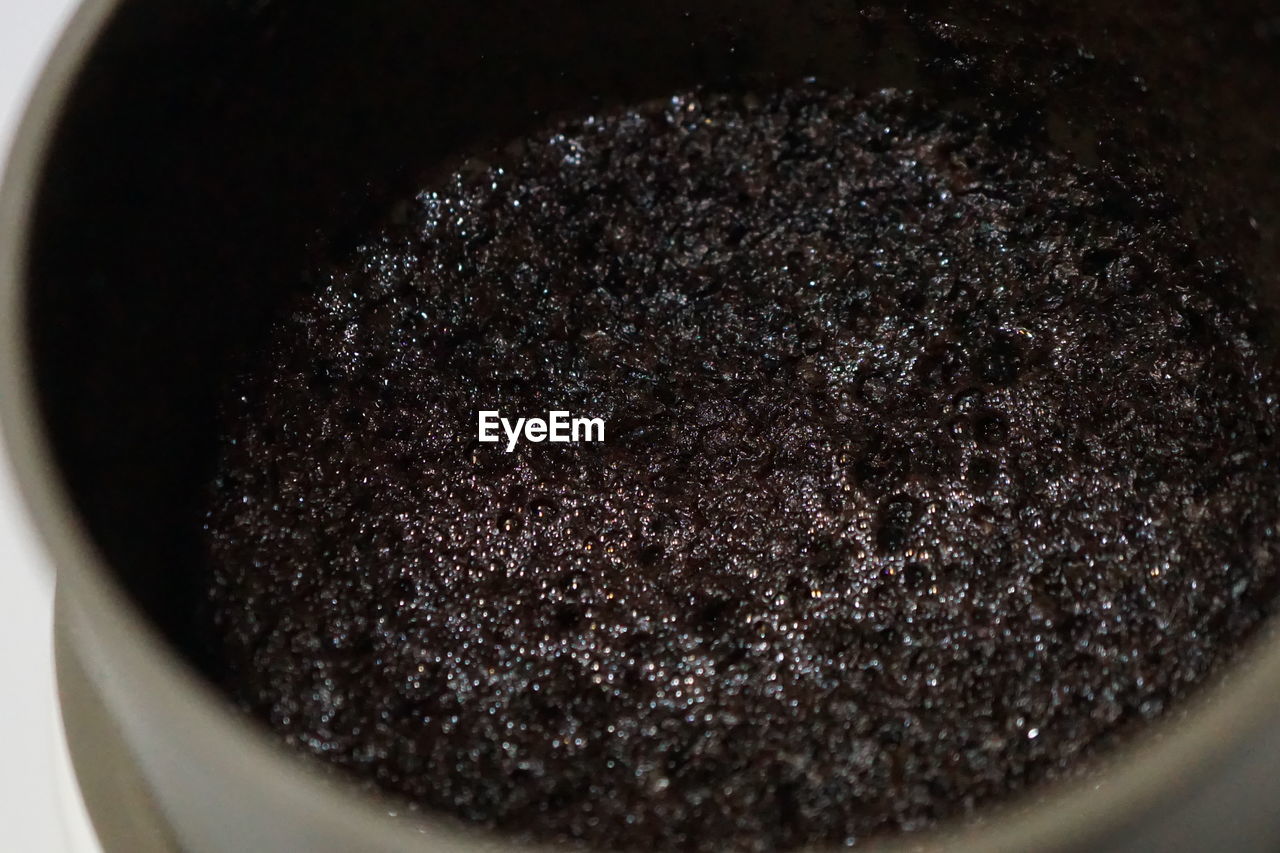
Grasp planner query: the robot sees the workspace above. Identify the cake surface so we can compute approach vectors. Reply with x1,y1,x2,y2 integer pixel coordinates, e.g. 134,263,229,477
204,87,1280,850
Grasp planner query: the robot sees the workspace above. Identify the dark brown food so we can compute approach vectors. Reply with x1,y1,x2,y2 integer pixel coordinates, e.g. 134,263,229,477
204,87,1280,851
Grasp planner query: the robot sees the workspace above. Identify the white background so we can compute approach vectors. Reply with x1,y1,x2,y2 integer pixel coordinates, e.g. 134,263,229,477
0,0,93,850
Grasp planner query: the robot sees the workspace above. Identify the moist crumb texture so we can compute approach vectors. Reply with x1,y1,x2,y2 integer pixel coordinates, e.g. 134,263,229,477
204,87,1280,851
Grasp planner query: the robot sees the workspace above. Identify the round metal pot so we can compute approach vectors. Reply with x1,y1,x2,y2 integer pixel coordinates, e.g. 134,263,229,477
3,1,1280,851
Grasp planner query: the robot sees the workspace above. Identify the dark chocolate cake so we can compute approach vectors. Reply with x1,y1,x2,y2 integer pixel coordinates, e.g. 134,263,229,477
203,87,1280,850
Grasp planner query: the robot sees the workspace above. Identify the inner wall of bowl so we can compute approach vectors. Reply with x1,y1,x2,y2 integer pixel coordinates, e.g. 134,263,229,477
25,0,1280,668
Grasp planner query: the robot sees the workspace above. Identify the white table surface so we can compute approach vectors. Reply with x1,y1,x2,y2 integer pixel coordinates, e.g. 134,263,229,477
0,0,100,850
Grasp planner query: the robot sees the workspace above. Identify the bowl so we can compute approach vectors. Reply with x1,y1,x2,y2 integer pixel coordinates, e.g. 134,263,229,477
3,1,1280,850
